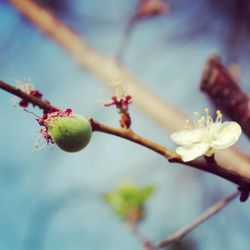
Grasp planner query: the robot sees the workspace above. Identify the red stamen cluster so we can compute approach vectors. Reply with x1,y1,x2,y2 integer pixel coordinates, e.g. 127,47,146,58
36,108,72,144
104,95,132,111
104,95,132,128
19,89,43,108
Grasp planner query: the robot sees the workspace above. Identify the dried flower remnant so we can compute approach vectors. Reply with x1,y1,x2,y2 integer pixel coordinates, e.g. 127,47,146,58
14,80,43,108
104,82,133,128
170,108,242,162
103,180,155,223
135,0,168,19
35,109,92,152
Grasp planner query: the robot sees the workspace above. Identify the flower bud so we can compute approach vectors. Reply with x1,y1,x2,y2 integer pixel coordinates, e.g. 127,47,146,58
48,114,92,152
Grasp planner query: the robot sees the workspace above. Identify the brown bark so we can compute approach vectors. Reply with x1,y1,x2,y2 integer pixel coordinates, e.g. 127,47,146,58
200,55,250,139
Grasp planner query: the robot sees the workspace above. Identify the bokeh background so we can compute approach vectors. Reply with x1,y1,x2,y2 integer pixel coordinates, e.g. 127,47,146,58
0,0,250,249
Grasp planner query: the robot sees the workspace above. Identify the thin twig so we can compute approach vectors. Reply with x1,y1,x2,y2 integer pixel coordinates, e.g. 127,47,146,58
115,16,136,62
1,79,250,190
90,119,175,158
129,222,156,250
157,190,240,249
0,80,57,112
91,119,250,189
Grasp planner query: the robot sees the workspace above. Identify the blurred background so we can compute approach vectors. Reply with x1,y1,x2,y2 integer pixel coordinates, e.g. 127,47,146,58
0,0,250,249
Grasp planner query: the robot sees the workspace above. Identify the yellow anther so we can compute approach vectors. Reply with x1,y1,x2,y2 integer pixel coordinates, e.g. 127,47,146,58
216,110,222,116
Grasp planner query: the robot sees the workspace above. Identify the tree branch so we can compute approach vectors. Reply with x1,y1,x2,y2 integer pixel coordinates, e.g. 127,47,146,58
91,119,250,189
8,0,250,186
156,190,240,249
8,0,187,133
90,119,176,159
0,80,56,112
2,80,249,190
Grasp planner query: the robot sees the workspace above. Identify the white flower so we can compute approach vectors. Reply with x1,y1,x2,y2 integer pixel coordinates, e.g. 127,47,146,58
170,108,242,162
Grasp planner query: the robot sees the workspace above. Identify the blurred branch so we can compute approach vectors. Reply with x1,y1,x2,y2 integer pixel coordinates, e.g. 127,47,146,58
200,55,250,139
115,17,135,61
8,0,250,177
8,0,186,133
1,80,250,192
157,190,240,249
8,0,250,175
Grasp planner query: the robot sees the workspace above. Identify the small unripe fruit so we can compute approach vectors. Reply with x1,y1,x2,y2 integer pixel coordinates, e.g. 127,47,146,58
48,114,92,152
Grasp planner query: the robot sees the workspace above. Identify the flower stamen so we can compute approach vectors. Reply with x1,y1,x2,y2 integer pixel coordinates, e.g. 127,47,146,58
184,119,192,129
193,112,200,128
215,110,223,123
204,107,214,126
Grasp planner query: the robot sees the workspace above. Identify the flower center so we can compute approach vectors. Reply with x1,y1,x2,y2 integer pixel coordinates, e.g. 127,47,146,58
185,108,223,144
185,108,223,130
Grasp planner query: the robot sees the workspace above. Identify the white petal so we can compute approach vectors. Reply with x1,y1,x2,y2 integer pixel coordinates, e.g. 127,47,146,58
210,122,242,149
170,129,204,146
176,143,210,162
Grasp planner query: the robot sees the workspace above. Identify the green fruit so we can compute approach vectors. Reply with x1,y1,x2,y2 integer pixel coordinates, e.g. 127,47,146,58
48,114,92,152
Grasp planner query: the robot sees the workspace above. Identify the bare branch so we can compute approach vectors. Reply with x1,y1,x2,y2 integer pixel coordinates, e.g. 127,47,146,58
157,190,240,249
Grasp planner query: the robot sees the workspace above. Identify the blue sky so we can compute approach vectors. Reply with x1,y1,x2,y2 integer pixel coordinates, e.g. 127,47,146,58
0,1,250,250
